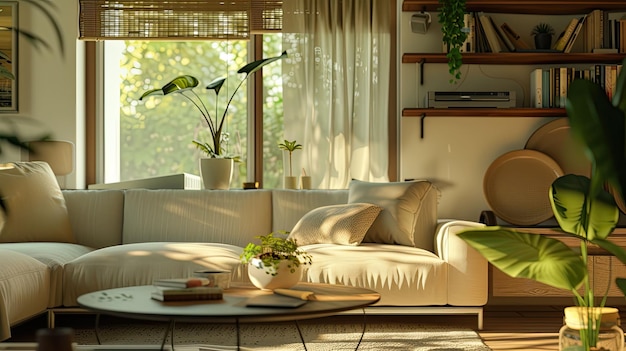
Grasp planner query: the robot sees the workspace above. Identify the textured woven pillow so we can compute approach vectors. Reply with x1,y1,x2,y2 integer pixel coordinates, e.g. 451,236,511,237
348,180,439,250
0,161,74,243
287,203,382,246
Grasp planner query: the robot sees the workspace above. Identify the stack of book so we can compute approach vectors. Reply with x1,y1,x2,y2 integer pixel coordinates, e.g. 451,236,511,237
151,278,224,301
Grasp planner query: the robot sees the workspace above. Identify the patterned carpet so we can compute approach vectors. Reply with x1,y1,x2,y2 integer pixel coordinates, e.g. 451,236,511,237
68,317,492,351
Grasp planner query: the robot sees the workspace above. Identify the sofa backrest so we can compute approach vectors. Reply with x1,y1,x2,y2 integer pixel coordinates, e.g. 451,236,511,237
63,190,125,249
271,189,348,233
122,189,273,247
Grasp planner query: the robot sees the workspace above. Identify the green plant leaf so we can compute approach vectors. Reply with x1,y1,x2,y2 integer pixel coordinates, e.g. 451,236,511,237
238,51,288,77
566,75,626,206
139,75,199,99
550,174,618,240
458,228,586,291
206,77,226,95
616,278,626,297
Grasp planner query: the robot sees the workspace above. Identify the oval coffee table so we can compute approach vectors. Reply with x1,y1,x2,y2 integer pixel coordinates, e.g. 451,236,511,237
77,282,380,351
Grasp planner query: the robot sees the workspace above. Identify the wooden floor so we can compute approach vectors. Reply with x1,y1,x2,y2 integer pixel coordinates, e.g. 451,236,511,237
4,305,600,350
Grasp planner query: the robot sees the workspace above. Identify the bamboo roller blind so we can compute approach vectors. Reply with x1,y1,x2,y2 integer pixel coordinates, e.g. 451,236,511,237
79,0,283,40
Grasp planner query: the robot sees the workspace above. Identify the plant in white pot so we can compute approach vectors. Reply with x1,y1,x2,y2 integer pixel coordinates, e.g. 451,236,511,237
139,51,287,189
240,231,312,291
459,58,626,351
278,139,302,189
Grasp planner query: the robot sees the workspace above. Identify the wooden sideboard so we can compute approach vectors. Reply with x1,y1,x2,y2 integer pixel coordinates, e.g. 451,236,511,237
479,211,626,305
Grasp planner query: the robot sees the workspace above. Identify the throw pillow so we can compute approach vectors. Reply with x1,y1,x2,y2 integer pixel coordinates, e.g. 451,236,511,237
287,203,382,246
0,161,74,243
348,180,439,250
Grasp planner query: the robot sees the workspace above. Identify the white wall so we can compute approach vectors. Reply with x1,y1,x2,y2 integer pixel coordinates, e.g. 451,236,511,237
398,8,583,221
0,0,84,189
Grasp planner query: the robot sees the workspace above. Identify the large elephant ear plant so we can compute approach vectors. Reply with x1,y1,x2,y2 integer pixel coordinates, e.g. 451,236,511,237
458,58,626,349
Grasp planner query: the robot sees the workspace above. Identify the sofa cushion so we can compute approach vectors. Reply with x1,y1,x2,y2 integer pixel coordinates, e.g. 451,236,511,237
301,243,447,306
63,190,125,249
0,162,74,243
288,203,381,245
0,249,50,341
348,180,439,250
271,189,349,232
122,189,272,248
0,243,93,308
62,242,246,306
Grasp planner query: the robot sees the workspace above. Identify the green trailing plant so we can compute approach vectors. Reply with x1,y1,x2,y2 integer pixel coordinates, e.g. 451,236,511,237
140,51,287,159
278,139,302,177
531,22,555,36
438,0,467,83
240,232,312,276
458,57,626,351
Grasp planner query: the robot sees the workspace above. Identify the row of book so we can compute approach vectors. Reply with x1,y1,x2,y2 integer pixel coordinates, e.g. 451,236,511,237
529,64,623,109
459,11,626,53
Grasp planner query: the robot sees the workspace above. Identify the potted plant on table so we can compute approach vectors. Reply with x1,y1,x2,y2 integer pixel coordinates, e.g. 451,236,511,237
139,51,287,190
241,231,312,291
459,58,626,351
531,22,555,50
278,139,302,189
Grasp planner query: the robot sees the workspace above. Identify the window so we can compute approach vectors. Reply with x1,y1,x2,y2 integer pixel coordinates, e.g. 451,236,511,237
102,36,284,188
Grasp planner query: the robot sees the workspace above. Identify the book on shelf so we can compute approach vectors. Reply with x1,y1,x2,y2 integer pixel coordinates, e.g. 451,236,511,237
478,13,503,53
529,68,543,108
151,286,223,302
489,16,515,52
500,22,530,50
563,15,587,53
460,13,475,53
153,277,213,288
553,17,581,52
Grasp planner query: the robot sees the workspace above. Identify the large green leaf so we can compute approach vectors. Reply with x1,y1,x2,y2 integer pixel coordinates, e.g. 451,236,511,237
566,70,626,206
458,228,586,291
237,51,288,76
139,75,199,100
550,174,618,240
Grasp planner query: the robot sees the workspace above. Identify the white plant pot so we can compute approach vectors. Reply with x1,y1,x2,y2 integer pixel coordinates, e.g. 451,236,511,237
283,176,298,189
247,257,302,290
199,158,233,190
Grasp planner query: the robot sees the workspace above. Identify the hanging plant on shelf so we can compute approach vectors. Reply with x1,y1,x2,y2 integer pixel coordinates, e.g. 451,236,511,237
438,0,468,83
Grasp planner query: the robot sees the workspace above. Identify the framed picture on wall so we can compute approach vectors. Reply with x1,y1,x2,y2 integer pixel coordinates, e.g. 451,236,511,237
0,1,17,112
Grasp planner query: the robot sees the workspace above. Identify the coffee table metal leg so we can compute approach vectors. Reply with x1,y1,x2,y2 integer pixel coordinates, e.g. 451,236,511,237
94,313,102,345
236,319,241,350
160,320,175,351
294,320,308,351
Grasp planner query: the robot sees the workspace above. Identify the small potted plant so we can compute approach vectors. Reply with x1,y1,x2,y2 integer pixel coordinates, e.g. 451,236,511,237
278,139,302,189
531,22,555,50
241,231,312,290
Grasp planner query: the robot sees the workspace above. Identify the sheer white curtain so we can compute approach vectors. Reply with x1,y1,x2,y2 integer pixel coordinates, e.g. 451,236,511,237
282,0,391,189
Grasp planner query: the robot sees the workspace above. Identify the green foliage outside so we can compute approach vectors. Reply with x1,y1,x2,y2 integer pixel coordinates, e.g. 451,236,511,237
119,36,285,188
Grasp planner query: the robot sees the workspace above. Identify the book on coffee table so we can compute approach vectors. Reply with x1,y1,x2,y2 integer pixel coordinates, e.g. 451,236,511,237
151,286,223,302
153,277,211,288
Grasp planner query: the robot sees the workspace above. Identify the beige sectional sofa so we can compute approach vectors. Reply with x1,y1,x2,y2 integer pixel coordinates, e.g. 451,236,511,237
0,175,488,340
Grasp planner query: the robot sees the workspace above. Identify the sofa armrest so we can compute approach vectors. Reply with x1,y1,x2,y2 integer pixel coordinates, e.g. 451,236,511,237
434,219,488,306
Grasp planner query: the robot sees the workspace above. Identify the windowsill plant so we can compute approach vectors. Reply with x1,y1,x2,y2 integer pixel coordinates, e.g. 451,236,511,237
278,139,302,189
459,57,626,351
139,51,287,159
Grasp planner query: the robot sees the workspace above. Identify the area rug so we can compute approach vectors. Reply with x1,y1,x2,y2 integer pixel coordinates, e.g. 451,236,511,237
71,317,492,351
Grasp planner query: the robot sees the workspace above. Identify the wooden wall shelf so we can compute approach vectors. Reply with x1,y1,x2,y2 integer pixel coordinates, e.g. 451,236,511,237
402,1,626,15
402,53,626,65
